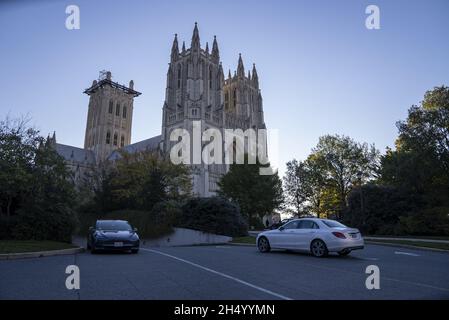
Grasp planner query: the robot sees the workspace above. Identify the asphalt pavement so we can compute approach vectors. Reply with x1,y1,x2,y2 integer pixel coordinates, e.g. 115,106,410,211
0,244,448,299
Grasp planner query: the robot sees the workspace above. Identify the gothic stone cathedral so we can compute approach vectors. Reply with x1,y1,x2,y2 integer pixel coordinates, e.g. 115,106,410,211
53,24,266,197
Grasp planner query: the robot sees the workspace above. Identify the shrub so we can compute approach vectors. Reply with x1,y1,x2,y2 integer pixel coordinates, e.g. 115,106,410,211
77,201,182,239
399,207,449,236
178,197,248,237
13,205,77,243
0,216,18,240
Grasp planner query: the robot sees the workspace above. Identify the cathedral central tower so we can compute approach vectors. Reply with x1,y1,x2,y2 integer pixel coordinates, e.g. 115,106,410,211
161,23,266,196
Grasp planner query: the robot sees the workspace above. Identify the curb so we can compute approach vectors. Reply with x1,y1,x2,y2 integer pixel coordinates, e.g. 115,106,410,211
366,241,449,253
0,247,85,260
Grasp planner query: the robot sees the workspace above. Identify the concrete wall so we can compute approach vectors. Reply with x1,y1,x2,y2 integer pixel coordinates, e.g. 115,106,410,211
140,228,232,247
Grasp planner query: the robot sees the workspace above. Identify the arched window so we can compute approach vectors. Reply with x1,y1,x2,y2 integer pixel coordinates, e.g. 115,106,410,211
122,105,127,119
113,133,118,146
120,135,125,147
106,131,111,144
177,65,182,89
108,100,113,114
233,89,237,108
116,103,120,116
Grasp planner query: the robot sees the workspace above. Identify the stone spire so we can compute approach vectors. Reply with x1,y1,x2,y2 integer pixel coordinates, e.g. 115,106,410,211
211,35,219,62
252,63,259,88
237,53,245,78
191,22,200,51
171,34,179,62
205,42,209,55
182,41,186,54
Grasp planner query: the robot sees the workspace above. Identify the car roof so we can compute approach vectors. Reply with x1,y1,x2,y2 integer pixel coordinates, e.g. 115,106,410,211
96,220,128,223
288,218,322,222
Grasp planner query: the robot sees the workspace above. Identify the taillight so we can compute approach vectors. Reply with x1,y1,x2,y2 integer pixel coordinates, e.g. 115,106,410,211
332,232,346,239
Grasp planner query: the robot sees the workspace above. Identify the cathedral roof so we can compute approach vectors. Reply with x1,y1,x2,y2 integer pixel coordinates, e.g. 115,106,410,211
55,143,96,164
107,135,162,161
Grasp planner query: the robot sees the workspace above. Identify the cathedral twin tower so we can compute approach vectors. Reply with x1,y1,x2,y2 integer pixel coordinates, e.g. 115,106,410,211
74,23,266,196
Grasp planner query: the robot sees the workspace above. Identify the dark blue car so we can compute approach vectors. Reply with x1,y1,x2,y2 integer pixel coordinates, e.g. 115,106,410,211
87,220,140,254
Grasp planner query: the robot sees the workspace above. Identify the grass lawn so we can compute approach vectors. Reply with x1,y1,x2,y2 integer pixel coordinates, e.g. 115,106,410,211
367,239,449,251
0,240,76,254
231,236,256,244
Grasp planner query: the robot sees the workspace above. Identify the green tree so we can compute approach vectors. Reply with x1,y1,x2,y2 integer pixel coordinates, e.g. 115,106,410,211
86,151,192,213
0,116,38,217
0,116,77,241
378,86,449,235
311,134,379,219
218,156,284,225
283,159,311,216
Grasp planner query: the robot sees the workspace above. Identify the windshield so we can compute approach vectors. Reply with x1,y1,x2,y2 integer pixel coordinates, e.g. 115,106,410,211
97,221,132,231
321,219,347,228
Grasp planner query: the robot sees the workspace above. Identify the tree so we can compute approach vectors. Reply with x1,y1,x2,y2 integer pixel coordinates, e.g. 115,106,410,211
218,155,284,225
311,134,379,218
378,86,449,235
283,159,311,216
85,150,192,213
0,115,77,241
0,116,39,217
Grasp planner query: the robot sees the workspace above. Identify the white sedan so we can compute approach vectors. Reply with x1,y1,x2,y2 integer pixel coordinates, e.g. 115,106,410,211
256,218,364,257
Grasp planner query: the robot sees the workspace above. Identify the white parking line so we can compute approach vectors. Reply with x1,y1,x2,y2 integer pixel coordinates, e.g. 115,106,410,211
395,251,420,257
141,248,293,300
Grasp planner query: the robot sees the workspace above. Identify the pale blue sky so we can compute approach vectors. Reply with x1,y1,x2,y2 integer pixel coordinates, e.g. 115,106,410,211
1,0,448,177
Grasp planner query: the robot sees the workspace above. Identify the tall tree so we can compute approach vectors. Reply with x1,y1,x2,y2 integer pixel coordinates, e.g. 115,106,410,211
307,135,378,219
86,151,192,212
283,159,311,216
380,86,449,207
218,156,284,225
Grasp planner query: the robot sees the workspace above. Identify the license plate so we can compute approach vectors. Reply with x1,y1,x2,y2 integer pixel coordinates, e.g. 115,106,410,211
114,242,123,247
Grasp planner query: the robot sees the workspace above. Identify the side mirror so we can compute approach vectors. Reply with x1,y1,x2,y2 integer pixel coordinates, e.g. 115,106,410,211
279,226,284,231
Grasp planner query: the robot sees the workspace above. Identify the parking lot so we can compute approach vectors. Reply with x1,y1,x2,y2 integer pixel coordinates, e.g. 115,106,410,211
1,243,448,299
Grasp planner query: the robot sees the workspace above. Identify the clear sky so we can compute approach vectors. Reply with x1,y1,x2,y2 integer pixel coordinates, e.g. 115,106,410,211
1,0,448,177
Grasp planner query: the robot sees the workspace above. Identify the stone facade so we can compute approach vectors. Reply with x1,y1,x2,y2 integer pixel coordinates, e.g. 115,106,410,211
54,23,266,197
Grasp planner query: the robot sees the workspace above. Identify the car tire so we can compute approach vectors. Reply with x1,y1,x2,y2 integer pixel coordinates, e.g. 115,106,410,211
131,249,139,254
338,249,351,256
310,239,328,257
257,237,271,253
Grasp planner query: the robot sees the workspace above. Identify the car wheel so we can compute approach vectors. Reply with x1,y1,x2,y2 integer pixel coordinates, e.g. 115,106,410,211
131,249,139,254
258,237,271,253
310,239,328,257
338,249,351,256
